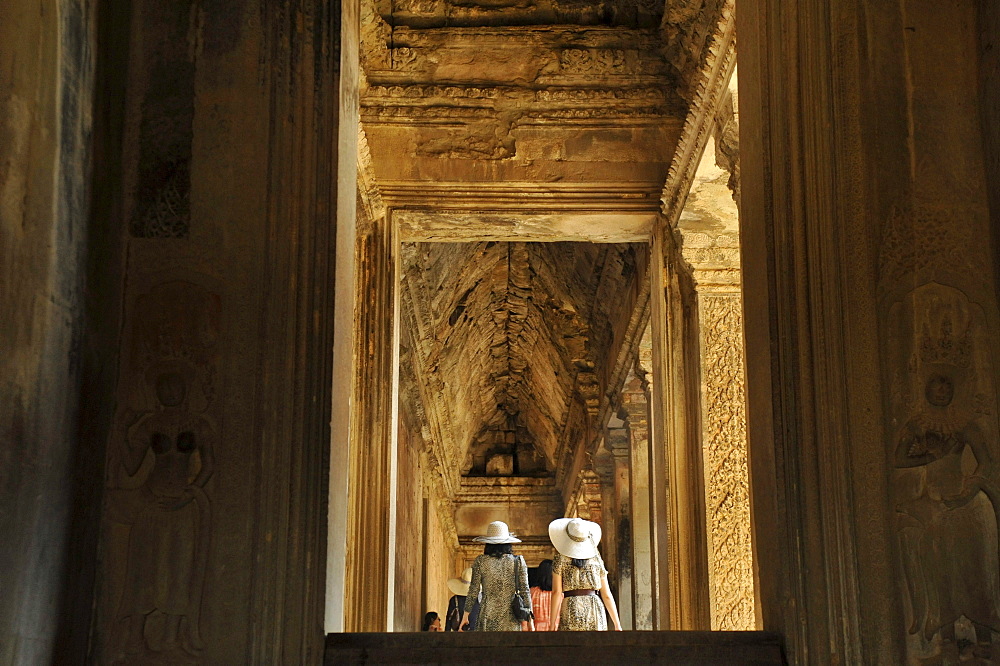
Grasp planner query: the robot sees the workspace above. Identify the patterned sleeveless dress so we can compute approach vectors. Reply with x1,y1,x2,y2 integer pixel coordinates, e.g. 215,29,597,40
467,553,532,631
553,552,608,630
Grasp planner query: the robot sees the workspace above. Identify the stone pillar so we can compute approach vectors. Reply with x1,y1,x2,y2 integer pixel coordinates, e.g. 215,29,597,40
0,0,94,661
649,227,711,630
592,446,619,603
623,361,655,630
606,419,634,630
326,0,361,635
741,0,1000,662
343,198,397,632
697,286,753,631
679,92,755,631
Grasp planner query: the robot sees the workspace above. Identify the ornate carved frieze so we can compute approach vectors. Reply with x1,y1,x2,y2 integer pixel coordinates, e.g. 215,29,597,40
361,83,677,126
373,0,663,29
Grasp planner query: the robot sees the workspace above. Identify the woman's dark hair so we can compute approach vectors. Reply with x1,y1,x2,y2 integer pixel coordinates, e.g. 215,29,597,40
536,559,553,591
571,557,589,568
484,543,514,557
421,611,439,631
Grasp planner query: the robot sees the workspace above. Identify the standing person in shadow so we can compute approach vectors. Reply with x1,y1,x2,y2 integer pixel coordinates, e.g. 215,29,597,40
548,518,623,631
530,559,554,631
446,567,473,631
460,521,534,631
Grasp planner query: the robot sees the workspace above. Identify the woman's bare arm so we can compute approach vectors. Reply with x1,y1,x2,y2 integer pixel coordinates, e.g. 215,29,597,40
599,572,623,630
550,572,563,631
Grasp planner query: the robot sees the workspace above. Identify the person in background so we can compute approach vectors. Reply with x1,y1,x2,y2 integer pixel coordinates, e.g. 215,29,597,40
445,567,473,631
530,559,554,631
460,521,534,631
548,517,623,631
421,611,442,632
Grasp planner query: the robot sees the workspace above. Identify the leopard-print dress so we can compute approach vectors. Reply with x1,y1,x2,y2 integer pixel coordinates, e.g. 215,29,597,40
467,553,532,631
553,552,608,631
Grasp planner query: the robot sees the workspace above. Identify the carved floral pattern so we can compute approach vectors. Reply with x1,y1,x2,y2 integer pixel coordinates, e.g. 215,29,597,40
559,48,627,74
700,293,754,630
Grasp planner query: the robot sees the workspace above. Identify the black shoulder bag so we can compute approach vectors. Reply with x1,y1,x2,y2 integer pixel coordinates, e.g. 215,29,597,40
510,556,534,622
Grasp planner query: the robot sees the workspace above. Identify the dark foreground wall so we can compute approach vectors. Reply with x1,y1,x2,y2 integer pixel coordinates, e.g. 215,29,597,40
0,0,94,662
1,0,343,662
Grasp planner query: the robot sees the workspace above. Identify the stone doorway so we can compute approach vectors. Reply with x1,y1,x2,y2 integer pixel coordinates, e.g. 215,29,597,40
334,0,753,636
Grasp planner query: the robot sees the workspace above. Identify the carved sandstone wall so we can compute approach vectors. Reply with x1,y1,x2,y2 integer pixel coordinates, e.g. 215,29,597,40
89,0,341,661
739,0,1000,661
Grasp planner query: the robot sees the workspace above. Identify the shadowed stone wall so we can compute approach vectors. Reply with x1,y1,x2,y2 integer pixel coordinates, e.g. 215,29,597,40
740,0,1000,662
85,0,342,662
0,0,94,661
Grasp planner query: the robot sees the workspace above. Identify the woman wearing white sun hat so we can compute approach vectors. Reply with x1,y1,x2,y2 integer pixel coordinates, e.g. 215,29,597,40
460,521,534,631
548,517,623,631
445,567,476,631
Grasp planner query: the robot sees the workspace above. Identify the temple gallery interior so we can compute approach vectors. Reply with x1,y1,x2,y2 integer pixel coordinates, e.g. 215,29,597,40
2,0,1000,663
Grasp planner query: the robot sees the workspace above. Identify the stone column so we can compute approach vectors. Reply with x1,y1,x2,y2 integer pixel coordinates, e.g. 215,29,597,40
0,0,94,661
592,446,619,604
623,362,655,630
327,0,361,635
741,0,1000,662
679,93,755,631
697,285,753,631
606,419,634,630
86,0,343,661
649,227,711,630
343,200,397,632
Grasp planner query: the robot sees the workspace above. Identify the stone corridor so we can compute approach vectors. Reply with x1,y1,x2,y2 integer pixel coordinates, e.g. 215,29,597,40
355,0,753,635
4,0,1000,662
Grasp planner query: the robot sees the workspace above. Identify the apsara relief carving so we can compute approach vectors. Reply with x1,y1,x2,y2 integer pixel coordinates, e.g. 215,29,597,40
889,282,1000,662
104,281,220,661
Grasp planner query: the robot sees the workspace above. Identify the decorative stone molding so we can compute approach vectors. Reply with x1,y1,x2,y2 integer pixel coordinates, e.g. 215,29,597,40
357,123,386,230
713,86,740,207
658,0,735,252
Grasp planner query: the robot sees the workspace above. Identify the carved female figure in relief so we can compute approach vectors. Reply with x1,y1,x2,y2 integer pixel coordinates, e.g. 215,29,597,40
893,312,1000,660
114,361,215,657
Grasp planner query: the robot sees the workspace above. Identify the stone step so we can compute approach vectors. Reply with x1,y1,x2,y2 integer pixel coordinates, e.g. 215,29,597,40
325,630,786,665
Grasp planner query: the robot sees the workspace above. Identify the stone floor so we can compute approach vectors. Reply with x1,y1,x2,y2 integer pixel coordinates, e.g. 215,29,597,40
324,630,786,664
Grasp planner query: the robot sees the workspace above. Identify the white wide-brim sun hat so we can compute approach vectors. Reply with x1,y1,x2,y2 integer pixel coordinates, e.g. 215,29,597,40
472,520,522,544
549,517,602,560
447,567,473,596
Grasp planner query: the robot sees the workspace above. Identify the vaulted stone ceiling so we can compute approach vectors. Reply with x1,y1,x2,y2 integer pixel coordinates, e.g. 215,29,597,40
401,241,644,478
